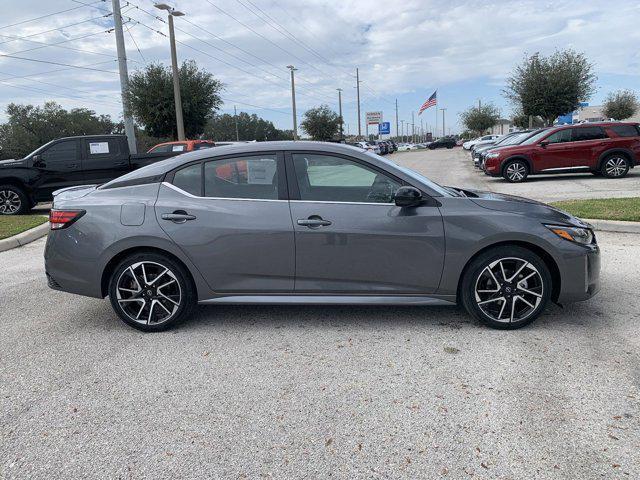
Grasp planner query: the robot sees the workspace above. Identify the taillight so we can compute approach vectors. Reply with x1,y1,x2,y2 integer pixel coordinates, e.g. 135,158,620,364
49,209,85,230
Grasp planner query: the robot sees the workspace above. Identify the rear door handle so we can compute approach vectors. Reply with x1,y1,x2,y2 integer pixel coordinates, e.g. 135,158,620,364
297,216,332,228
66,163,78,169
161,211,196,223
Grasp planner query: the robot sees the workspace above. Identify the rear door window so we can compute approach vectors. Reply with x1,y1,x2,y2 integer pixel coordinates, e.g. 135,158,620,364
608,125,640,137
572,126,608,141
204,154,279,200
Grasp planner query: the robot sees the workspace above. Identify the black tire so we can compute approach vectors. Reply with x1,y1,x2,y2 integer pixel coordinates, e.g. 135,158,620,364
502,159,529,183
460,246,552,329
108,252,197,332
0,184,30,215
600,154,630,178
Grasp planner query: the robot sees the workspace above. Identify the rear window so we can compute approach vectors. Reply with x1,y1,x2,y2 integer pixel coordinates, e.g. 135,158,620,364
572,126,608,141
608,125,640,137
193,143,214,150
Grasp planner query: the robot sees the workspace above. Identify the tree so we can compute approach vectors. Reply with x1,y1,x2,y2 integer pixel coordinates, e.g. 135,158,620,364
128,60,223,139
204,112,293,141
511,108,545,129
300,105,341,140
459,103,501,135
0,101,115,159
504,50,596,126
602,90,639,120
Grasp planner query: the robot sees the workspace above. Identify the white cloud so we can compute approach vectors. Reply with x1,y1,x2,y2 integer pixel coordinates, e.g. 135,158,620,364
0,0,638,130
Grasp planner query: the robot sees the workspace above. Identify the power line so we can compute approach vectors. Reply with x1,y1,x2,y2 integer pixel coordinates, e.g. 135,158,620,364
0,54,119,74
0,1,103,31
0,60,118,82
0,29,118,59
0,79,123,108
220,97,300,117
0,13,113,46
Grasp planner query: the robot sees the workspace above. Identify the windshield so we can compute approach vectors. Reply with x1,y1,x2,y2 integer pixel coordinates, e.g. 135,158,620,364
500,131,532,145
520,128,551,145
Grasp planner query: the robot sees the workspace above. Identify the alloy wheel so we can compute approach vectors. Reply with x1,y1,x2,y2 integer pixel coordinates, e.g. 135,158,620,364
0,189,21,215
115,261,182,325
605,157,627,177
505,162,527,182
474,257,544,323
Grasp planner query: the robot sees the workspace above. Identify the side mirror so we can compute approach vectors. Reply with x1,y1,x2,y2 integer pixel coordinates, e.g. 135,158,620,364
394,186,422,207
539,141,549,148
32,154,43,166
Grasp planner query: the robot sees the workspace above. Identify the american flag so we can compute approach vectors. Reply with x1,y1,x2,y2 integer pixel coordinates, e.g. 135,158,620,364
418,90,437,115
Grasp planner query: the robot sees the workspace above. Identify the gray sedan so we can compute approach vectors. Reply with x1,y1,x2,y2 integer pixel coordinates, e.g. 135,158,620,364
44,141,600,331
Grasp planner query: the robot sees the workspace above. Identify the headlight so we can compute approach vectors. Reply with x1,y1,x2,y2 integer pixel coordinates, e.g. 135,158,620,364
545,225,594,245
486,152,500,159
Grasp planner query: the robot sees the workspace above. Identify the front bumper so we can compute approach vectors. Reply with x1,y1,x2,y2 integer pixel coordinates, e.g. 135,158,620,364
556,242,601,303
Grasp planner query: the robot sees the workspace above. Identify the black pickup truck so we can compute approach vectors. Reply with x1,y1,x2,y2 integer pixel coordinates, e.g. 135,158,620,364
0,135,179,215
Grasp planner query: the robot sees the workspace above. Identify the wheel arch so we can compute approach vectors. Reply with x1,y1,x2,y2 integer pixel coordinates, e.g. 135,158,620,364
101,246,198,298
596,149,634,171
456,240,561,304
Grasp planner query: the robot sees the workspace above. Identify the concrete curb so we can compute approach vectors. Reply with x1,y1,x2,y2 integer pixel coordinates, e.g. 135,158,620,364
0,221,49,253
585,218,640,234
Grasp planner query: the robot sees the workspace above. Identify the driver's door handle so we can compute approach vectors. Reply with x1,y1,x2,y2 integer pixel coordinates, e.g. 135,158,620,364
297,217,332,228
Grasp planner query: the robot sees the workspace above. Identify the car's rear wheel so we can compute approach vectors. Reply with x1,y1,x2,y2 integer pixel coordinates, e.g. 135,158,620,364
108,252,197,331
461,246,552,329
502,160,529,182
601,154,630,178
0,185,30,215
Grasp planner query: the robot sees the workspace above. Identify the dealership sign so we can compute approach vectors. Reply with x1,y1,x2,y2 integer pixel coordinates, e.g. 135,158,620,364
366,111,383,125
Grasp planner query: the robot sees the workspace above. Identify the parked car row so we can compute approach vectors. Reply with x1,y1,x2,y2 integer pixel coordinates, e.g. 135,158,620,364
350,140,398,155
468,122,640,182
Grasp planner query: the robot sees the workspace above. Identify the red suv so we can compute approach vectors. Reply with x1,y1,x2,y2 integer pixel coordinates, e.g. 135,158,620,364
484,122,640,182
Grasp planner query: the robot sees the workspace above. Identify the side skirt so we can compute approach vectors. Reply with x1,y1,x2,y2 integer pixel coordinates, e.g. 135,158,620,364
199,295,457,306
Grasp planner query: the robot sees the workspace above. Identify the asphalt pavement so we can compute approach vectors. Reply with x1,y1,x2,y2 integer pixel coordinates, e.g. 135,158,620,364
1,150,639,479
393,147,640,203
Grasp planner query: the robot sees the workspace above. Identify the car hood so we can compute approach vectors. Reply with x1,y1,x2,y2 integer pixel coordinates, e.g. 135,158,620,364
459,188,589,228
0,158,25,168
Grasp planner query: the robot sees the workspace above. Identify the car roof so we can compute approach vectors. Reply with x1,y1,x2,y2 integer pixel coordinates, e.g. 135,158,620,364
112,141,373,180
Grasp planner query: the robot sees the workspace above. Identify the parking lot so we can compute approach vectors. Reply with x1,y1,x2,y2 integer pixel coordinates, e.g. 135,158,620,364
1,148,638,479
393,147,640,203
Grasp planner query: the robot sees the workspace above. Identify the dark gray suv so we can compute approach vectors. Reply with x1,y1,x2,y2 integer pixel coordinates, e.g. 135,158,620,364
44,142,600,331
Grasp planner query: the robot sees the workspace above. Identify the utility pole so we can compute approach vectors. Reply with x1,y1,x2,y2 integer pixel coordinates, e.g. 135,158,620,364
478,99,481,110
234,105,239,141
155,3,186,140
112,0,137,153
395,98,399,141
336,88,343,139
287,65,298,140
400,120,404,142
411,111,415,143
440,108,447,137
356,67,362,138
420,119,424,142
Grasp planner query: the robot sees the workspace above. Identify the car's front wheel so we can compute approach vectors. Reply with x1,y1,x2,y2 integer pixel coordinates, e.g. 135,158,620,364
108,252,197,331
601,154,630,178
460,246,552,329
502,160,529,182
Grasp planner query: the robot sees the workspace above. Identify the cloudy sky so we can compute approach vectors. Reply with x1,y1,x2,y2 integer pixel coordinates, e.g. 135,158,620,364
1,0,639,136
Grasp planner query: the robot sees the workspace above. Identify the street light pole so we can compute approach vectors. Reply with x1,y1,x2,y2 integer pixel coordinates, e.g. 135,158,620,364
395,98,399,141
336,88,343,139
356,67,362,139
400,120,404,143
111,0,136,153
440,108,447,137
234,105,239,141
155,3,185,141
411,111,415,143
287,65,298,140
